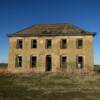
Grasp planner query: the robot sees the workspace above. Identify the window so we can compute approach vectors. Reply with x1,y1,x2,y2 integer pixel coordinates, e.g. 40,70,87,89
61,39,67,49
31,39,37,48
17,39,23,49
77,56,84,69
60,56,67,70
46,39,52,49
77,39,83,49
30,56,37,68
16,56,22,67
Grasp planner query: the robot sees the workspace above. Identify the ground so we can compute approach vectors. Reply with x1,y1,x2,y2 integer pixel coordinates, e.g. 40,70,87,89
0,64,100,100
0,73,100,100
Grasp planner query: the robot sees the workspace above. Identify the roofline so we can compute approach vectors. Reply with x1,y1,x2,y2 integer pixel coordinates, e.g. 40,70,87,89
7,32,96,37
8,23,87,35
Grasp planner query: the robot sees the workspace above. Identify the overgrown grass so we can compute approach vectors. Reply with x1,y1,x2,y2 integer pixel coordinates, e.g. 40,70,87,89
0,74,100,100
0,64,100,99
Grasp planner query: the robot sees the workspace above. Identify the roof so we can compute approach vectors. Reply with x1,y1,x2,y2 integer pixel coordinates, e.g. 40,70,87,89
7,23,96,37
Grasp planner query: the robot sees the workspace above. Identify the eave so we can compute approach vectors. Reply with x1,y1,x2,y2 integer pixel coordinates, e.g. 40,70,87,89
7,32,96,37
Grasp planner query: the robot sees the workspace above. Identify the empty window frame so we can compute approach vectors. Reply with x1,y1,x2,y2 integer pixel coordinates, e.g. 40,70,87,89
16,55,22,67
17,39,23,49
77,56,84,69
60,56,67,69
61,39,67,49
31,39,37,48
30,56,37,68
77,39,83,49
46,39,52,49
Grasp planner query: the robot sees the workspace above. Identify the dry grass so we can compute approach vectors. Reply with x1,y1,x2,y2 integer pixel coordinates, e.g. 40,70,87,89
0,73,100,100
0,63,100,100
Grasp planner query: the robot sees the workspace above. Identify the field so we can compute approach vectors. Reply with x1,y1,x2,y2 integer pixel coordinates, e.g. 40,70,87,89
0,64,100,100
0,73,100,100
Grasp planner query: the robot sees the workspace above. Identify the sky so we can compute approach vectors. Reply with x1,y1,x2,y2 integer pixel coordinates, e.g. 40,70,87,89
0,0,100,64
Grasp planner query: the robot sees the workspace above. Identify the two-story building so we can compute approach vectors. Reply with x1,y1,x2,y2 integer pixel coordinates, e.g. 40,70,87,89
7,24,96,73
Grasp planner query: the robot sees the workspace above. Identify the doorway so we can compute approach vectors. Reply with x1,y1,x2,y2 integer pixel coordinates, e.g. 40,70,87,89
31,56,37,68
60,56,67,71
77,56,84,69
46,55,52,71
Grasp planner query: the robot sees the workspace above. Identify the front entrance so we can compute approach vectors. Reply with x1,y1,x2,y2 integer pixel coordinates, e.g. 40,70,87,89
46,55,52,71
60,56,67,72
77,56,84,69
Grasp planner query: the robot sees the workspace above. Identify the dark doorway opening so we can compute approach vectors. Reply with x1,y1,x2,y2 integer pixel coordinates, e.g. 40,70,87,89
31,56,37,68
77,56,84,69
60,56,67,71
46,55,52,71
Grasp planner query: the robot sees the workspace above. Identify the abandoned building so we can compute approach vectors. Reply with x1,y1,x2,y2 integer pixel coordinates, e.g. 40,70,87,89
7,24,96,73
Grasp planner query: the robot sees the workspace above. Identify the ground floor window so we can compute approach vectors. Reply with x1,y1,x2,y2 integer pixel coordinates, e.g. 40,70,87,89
14,55,85,70
30,56,37,68
16,55,22,67
77,56,84,69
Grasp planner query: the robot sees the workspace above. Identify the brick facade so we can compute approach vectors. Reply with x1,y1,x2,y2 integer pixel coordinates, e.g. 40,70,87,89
8,24,95,73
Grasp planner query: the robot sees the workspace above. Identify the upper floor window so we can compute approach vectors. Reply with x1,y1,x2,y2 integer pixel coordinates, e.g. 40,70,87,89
61,39,67,49
77,39,83,49
46,39,52,49
16,55,22,67
31,39,37,48
17,39,23,49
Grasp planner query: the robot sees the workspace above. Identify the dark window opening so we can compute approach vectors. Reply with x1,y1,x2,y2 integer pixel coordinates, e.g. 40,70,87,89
61,39,67,49
46,55,52,71
77,39,83,49
31,40,37,48
17,39,23,49
31,56,37,68
60,56,67,71
16,56,22,67
46,39,52,49
77,56,84,69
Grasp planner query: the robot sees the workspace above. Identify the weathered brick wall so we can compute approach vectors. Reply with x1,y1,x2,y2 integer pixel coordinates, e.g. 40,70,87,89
8,35,94,73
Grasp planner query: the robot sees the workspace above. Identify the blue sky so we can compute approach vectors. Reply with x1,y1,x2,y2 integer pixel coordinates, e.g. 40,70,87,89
0,0,100,64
